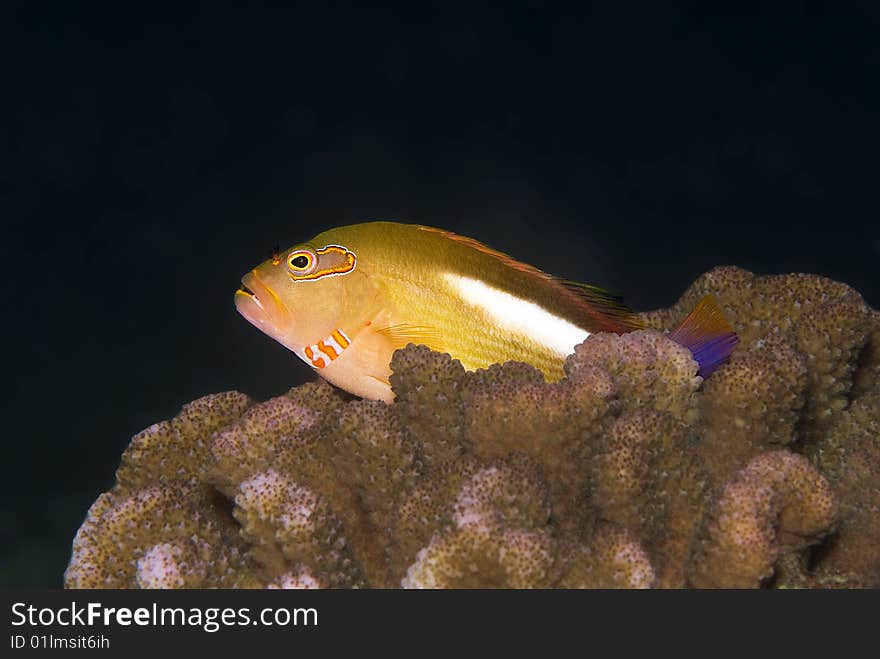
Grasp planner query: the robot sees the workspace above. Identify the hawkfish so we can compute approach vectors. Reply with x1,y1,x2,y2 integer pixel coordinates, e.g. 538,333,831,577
235,221,738,402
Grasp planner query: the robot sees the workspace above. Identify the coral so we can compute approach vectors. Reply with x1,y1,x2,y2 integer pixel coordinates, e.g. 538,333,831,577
641,267,875,447
400,456,557,588
66,267,879,588
586,408,707,587
687,451,837,588
389,346,468,468
801,387,880,586
557,524,656,588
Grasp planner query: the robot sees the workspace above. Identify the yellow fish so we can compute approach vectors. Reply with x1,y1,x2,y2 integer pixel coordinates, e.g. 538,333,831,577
235,221,737,402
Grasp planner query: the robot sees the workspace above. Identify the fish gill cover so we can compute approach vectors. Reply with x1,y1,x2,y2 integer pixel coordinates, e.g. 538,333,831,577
65,266,880,588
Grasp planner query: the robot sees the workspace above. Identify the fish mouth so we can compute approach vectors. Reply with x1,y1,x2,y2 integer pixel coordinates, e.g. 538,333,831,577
235,270,293,336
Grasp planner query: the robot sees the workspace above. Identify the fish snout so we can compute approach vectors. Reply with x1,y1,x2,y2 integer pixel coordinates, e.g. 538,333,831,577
235,270,293,335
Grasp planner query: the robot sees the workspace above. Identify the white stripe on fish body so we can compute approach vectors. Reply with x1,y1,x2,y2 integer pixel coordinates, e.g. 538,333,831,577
442,273,590,356
322,333,345,354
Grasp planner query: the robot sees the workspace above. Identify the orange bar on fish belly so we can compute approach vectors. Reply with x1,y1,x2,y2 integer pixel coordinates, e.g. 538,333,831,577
317,340,338,360
303,345,326,369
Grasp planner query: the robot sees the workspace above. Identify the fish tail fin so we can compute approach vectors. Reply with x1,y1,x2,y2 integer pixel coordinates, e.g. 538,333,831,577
667,294,739,378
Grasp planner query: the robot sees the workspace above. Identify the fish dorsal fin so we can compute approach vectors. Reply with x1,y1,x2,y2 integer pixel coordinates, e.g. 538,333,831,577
373,323,446,353
667,294,739,378
416,225,643,334
557,279,644,332
416,225,548,278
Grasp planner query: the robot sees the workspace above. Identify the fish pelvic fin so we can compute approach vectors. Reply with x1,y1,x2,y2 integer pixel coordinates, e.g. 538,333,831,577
667,294,739,378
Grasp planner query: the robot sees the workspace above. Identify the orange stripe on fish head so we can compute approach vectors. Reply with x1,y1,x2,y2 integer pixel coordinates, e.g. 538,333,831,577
287,245,356,281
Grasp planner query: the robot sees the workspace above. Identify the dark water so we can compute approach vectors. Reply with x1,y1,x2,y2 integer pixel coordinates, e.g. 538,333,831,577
3,3,878,587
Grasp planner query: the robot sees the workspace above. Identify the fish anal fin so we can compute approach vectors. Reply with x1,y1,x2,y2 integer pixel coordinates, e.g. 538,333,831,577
668,294,739,378
373,323,446,353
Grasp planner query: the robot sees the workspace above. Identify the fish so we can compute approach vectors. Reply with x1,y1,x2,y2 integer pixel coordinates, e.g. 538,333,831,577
235,221,738,402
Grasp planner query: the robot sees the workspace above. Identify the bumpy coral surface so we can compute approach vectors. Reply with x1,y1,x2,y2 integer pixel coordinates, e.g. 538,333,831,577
66,267,879,588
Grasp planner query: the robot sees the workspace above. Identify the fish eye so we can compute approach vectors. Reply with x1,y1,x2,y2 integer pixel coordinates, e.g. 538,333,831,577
287,249,317,275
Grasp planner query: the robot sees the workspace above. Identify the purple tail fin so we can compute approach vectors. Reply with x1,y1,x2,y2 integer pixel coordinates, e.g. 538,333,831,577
667,294,739,378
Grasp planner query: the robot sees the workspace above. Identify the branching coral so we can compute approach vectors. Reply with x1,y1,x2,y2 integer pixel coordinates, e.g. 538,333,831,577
400,456,556,588
66,267,879,588
687,451,837,588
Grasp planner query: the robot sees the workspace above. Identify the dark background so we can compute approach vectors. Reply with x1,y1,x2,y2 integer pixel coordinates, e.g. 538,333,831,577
3,2,878,587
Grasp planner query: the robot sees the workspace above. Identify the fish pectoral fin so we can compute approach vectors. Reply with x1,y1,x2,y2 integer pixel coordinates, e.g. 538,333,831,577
372,323,446,353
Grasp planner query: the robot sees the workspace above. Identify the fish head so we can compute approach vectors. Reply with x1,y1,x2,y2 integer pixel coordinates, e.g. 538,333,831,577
235,242,361,354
